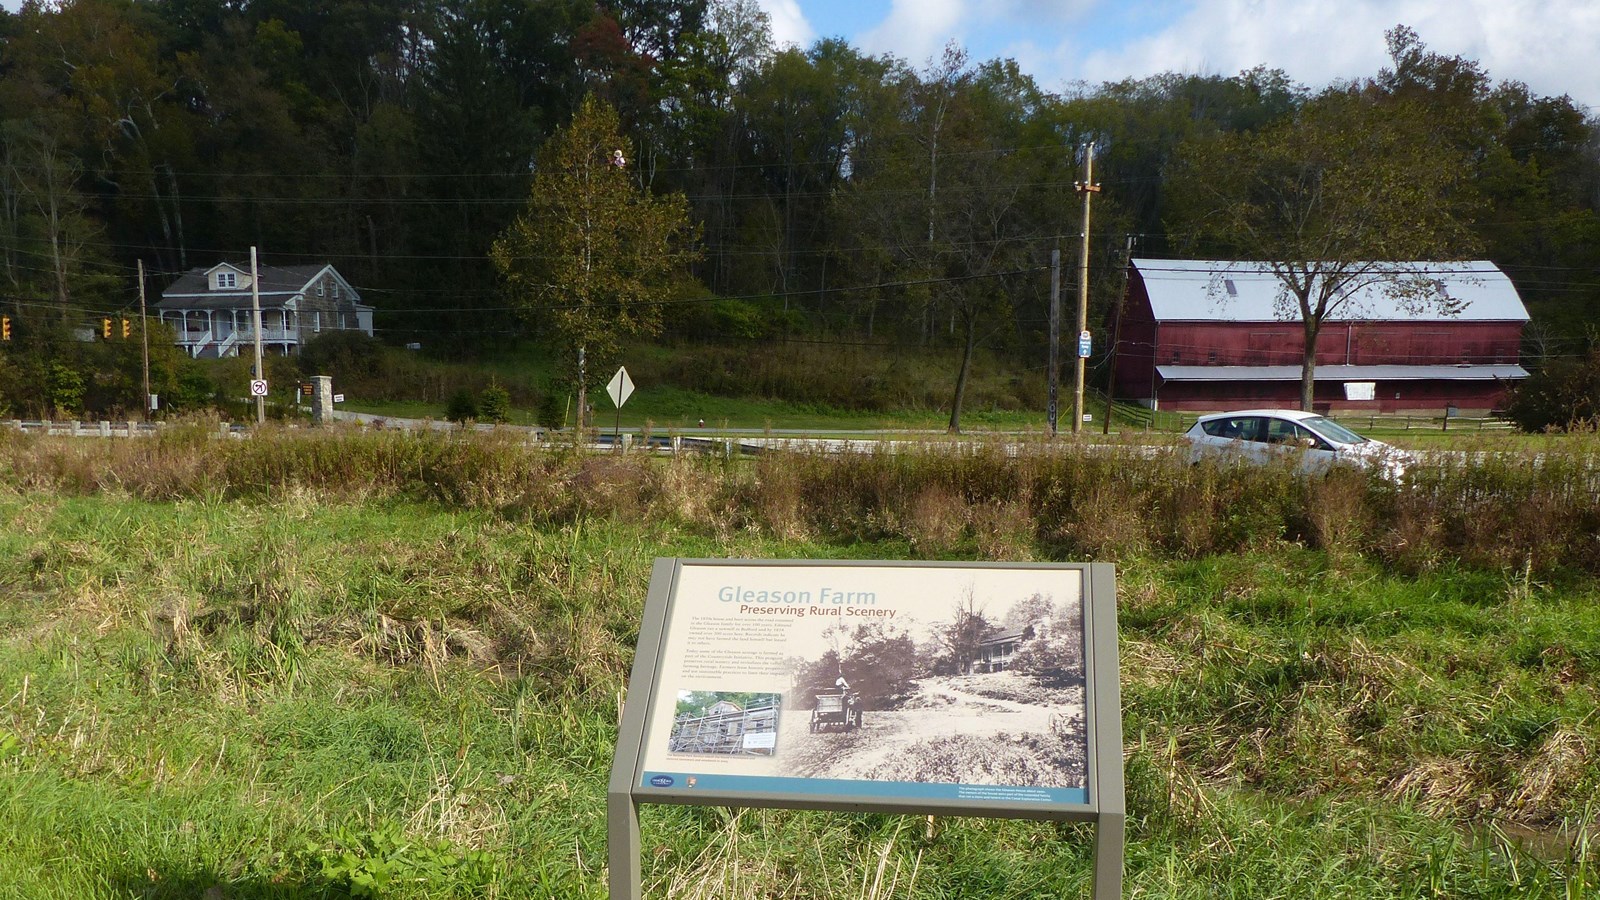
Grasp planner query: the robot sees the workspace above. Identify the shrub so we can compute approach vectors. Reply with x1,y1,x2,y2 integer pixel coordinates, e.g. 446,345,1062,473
478,382,511,423
1504,347,1600,432
536,387,565,430
445,390,478,424
299,331,387,383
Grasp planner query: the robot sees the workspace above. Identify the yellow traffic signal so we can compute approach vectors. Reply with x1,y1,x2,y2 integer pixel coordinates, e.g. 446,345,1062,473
102,318,112,339
1,315,9,341
121,318,131,339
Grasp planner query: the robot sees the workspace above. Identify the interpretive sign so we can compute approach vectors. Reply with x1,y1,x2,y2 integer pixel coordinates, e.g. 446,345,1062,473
609,559,1124,899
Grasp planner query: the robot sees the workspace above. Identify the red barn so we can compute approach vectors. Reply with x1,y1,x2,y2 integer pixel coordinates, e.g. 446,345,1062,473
1112,259,1530,414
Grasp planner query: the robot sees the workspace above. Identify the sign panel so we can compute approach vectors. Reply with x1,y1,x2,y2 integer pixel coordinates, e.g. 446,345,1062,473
1344,381,1376,401
623,560,1118,816
1077,330,1092,358
610,559,1123,899
249,379,269,397
607,366,635,408
333,393,345,403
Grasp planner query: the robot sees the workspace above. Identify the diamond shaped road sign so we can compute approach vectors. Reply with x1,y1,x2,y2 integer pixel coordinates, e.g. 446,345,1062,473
606,366,635,408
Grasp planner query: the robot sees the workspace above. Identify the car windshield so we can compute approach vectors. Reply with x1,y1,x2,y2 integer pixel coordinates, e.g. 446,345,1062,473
1303,416,1368,444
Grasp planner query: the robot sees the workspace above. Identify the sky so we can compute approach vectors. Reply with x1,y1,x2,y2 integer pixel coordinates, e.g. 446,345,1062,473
758,0,1600,111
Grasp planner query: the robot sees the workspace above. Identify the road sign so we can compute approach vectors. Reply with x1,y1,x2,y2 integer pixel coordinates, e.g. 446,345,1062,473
607,366,635,408
249,379,269,397
1077,330,1092,358
333,393,345,403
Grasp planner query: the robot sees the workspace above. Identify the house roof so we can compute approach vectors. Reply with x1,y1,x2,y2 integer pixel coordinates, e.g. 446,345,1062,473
979,626,1030,647
1131,259,1530,323
156,264,361,311
1156,364,1530,382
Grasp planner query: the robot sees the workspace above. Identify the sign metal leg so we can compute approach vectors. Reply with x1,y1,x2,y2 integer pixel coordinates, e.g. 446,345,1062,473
1092,813,1124,899
607,791,641,900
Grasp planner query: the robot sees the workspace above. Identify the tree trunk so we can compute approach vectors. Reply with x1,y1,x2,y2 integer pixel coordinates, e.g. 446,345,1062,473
948,311,976,434
1300,321,1319,411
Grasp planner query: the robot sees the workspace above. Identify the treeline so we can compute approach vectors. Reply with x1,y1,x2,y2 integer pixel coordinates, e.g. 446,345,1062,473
1,1,1597,371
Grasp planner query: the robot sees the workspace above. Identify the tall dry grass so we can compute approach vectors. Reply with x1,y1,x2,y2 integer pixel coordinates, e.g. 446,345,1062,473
2,424,1597,575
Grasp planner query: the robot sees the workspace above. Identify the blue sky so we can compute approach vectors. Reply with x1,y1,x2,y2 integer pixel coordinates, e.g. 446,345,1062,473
759,0,1600,110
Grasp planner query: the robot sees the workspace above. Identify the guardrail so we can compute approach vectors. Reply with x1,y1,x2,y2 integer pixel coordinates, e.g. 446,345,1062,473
2,420,251,437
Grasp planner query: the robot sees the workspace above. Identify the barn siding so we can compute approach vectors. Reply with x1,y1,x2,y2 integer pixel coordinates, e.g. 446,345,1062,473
1111,263,1527,414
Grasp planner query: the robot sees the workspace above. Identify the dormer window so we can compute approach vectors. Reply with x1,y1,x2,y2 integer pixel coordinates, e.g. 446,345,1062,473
217,272,237,289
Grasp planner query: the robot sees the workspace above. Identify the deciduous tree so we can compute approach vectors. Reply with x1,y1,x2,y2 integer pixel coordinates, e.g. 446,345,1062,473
491,95,698,431
1166,91,1480,410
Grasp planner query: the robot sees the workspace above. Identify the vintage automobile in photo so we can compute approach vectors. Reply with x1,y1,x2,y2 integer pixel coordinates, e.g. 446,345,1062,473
809,688,864,733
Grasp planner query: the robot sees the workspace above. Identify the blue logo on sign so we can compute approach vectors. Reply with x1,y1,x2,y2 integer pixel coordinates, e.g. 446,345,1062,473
649,775,674,787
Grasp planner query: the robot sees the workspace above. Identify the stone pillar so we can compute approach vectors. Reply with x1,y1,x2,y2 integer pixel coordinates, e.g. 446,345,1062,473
311,375,334,425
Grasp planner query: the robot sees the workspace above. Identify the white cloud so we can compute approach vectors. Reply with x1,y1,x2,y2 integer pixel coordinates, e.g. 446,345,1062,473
1071,0,1600,109
858,0,969,65
757,0,817,49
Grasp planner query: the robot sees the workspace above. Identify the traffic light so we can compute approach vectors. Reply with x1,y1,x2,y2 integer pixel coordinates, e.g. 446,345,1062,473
102,318,112,339
1,315,9,341
121,318,131,339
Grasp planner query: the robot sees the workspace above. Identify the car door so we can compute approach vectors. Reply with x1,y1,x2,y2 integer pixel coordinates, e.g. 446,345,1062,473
1262,417,1337,472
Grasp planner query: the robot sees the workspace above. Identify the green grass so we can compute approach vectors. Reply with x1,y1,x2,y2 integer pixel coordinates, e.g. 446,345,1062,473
0,479,1595,898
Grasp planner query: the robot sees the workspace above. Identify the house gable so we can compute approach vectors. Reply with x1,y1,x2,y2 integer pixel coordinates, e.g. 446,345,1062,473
206,263,252,292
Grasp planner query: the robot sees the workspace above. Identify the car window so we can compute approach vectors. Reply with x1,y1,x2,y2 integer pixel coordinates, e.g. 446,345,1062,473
1201,416,1263,441
1292,423,1332,450
1302,416,1368,444
1265,417,1302,444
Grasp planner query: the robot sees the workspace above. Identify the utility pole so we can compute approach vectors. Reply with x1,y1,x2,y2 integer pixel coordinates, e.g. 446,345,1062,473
1072,144,1101,435
138,260,152,421
1047,248,1061,437
1102,234,1137,435
251,246,264,426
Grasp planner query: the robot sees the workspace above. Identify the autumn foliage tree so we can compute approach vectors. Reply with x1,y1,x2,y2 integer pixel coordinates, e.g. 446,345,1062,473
491,95,698,430
1166,92,1481,410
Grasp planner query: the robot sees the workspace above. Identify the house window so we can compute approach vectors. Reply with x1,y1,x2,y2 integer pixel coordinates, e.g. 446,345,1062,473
313,312,321,332
217,272,237,289
333,283,341,299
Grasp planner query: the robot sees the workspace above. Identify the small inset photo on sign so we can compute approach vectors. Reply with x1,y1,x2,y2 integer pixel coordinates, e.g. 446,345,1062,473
667,691,782,757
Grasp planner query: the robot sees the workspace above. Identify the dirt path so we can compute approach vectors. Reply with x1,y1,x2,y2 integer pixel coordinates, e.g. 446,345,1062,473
781,676,1068,781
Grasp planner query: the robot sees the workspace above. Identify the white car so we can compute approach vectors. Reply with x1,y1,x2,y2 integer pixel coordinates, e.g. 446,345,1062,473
1183,409,1413,480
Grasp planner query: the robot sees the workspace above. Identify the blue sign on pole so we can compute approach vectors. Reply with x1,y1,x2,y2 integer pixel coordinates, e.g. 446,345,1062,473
1077,330,1092,358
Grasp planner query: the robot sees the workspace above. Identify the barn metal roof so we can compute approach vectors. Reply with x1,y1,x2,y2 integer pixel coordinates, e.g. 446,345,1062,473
1156,364,1529,382
1132,259,1530,323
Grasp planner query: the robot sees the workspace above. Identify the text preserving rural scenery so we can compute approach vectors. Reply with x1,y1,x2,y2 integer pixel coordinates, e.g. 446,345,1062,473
1,0,1599,897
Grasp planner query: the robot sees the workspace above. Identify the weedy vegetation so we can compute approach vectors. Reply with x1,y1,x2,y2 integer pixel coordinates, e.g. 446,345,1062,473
0,424,1596,898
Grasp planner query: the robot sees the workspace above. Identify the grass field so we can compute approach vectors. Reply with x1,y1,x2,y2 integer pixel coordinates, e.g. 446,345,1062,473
0,431,1595,898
